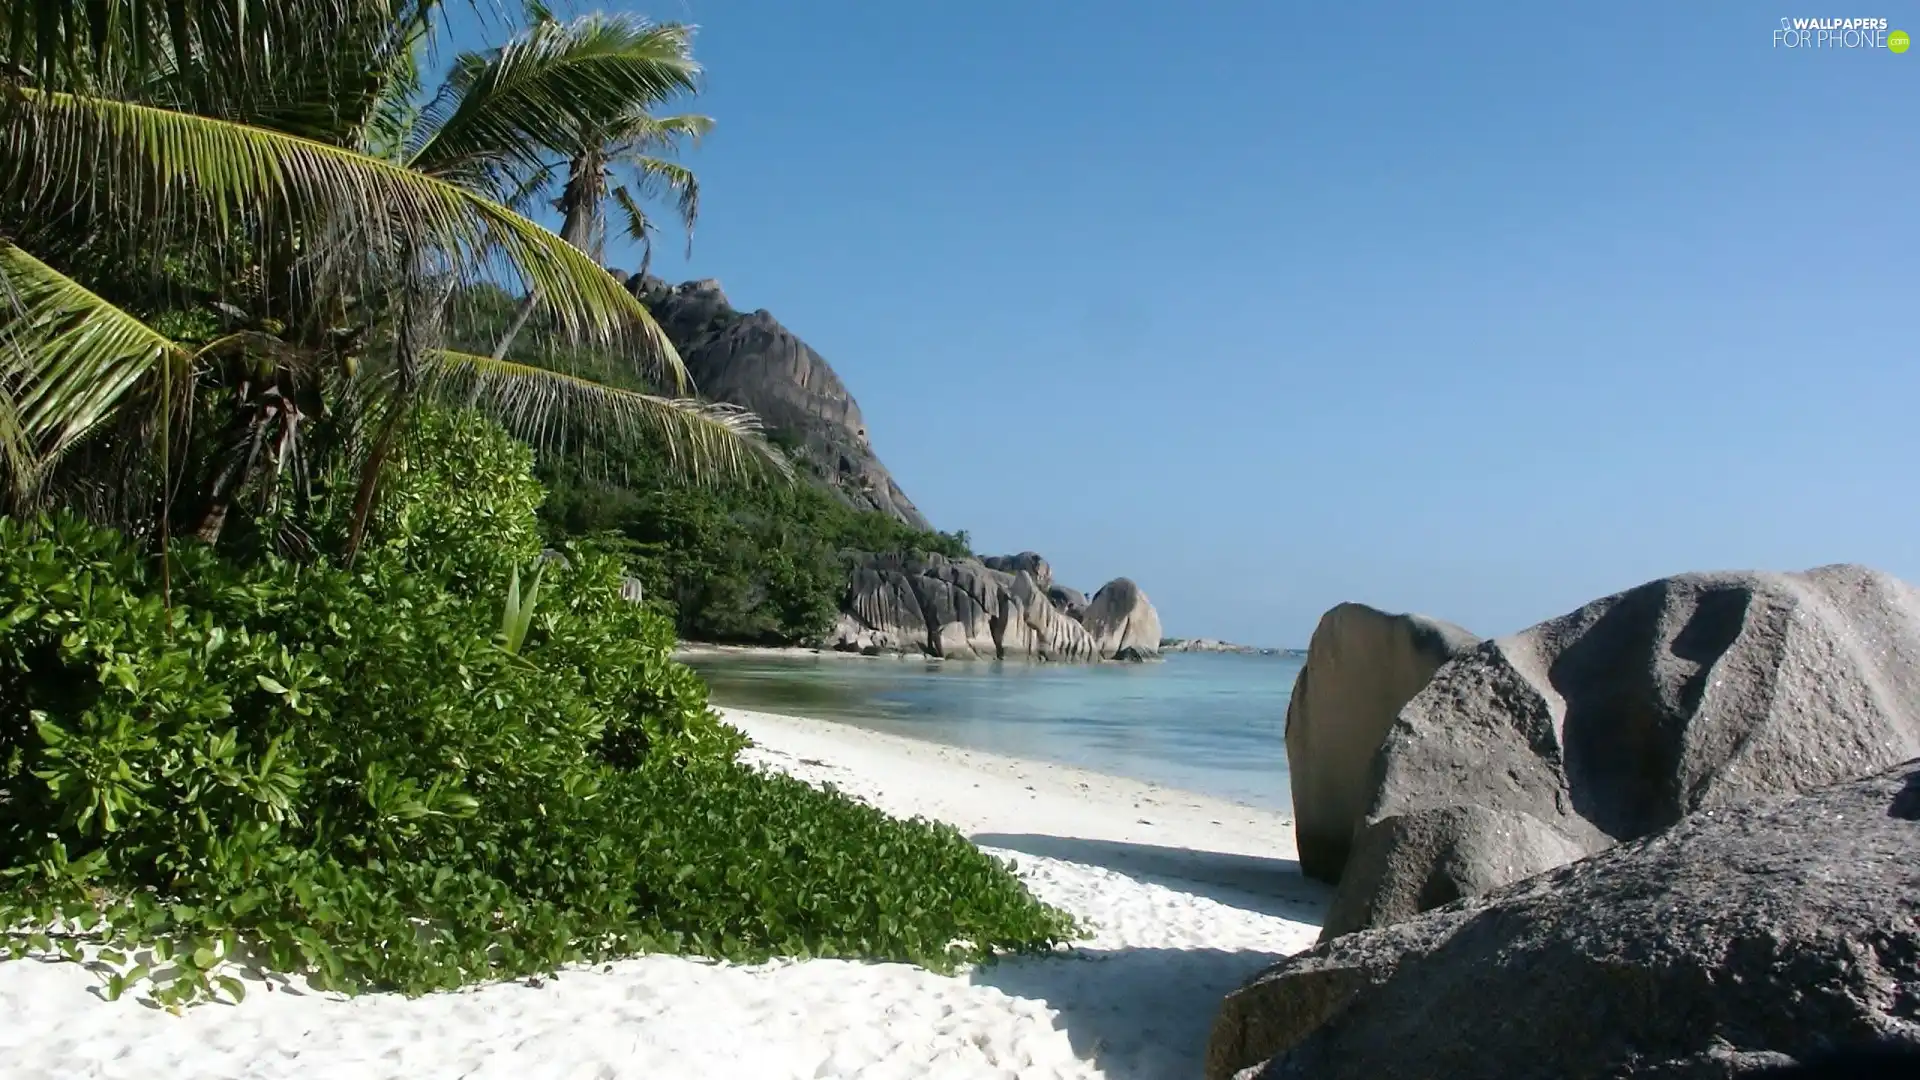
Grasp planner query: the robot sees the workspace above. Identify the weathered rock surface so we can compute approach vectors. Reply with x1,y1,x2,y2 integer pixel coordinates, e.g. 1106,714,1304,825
1047,584,1090,622
1162,638,1283,656
1083,578,1164,661
1284,604,1481,884
831,553,1098,661
1209,759,1920,1080
1328,563,1920,938
625,277,1175,663
631,275,929,529
982,552,1051,587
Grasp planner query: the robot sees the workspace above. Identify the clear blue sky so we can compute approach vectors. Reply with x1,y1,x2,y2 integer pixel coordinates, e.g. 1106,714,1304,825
452,2,1918,647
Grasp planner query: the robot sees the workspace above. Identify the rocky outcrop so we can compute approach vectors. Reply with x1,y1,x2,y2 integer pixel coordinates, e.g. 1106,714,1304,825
624,277,1175,660
1284,604,1480,884
982,552,1051,586
1082,579,1164,661
1161,638,1284,656
829,552,1099,661
1325,564,1920,939
629,275,929,529
1047,584,1090,622
1208,759,1920,1080
827,553,1167,662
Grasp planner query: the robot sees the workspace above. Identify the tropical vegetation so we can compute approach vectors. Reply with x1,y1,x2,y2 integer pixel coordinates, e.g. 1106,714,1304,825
0,0,1077,1008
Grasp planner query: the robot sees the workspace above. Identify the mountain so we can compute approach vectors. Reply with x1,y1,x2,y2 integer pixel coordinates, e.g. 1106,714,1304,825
625,274,929,530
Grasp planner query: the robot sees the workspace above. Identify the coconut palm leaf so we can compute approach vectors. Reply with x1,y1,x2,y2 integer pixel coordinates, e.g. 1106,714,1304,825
408,14,701,186
0,240,189,465
609,154,699,256
429,348,787,481
609,186,658,280
4,88,690,391
5,0,440,131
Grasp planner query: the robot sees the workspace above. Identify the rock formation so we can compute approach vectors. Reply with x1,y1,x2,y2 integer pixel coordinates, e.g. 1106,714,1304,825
1047,584,1090,622
1283,604,1480,884
982,552,1051,585
829,552,1164,662
1082,579,1164,661
624,276,1173,660
629,275,929,529
1324,563,1920,939
1208,759,1920,1080
1161,638,1283,656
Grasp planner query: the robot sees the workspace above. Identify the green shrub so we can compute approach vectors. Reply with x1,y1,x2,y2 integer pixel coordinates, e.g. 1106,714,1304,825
0,420,1077,1008
366,407,549,592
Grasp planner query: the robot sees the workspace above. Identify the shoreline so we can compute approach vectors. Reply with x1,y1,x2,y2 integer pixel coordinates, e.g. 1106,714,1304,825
674,641,1305,662
723,706,1317,880
2,704,1327,1080
682,651,1296,815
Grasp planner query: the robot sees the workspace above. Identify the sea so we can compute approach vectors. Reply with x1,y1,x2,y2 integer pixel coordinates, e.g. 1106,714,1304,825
682,650,1303,812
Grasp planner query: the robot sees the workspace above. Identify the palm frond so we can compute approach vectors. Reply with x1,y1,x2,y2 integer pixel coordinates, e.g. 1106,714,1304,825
5,88,689,389
0,240,189,466
5,0,444,138
609,186,657,277
408,14,701,184
611,155,699,256
429,348,787,481
612,111,713,147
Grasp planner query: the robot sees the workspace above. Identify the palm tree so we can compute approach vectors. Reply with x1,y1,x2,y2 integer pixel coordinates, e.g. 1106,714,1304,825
0,0,779,555
478,6,713,361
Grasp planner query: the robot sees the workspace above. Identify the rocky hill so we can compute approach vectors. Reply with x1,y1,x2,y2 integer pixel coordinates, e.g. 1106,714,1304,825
625,274,928,529
622,273,1166,661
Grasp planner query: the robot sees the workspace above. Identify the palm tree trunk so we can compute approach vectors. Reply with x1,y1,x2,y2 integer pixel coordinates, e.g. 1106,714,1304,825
484,155,602,366
188,387,267,546
489,291,543,360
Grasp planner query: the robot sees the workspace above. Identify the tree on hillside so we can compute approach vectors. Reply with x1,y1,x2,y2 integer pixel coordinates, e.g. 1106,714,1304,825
0,0,778,556
480,2,713,360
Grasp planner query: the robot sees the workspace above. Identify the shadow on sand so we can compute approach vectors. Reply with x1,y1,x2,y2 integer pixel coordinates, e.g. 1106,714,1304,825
964,835,1331,1079
971,945,1289,1080
970,833,1330,920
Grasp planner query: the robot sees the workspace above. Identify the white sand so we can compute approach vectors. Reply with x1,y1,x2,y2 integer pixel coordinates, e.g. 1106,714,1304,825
1,707,1326,1080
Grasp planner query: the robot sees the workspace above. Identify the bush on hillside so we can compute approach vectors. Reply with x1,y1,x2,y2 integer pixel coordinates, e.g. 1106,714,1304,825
541,438,971,645
0,414,1077,1008
447,286,969,645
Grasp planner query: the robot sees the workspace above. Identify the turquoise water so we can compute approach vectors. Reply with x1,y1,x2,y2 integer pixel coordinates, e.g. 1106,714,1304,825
683,651,1302,811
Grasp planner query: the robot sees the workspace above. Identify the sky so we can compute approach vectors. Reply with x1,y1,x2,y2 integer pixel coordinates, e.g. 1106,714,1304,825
451,2,1918,647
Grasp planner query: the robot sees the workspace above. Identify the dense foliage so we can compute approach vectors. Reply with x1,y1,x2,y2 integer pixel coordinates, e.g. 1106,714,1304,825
542,439,971,644
0,413,1077,1008
1,0,772,551
451,282,972,645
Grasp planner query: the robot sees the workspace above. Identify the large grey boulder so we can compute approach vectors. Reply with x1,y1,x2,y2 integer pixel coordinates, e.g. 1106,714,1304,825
1083,578,1164,661
1046,584,1090,622
1327,563,1920,938
1283,604,1480,883
631,275,929,529
835,553,1097,661
1000,570,1100,663
983,552,1051,588
1209,759,1920,1080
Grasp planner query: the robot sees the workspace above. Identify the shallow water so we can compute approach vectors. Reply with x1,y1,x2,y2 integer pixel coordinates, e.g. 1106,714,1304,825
683,650,1302,811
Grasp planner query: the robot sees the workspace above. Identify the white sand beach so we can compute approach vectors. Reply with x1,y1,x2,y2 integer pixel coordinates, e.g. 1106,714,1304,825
0,707,1326,1080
